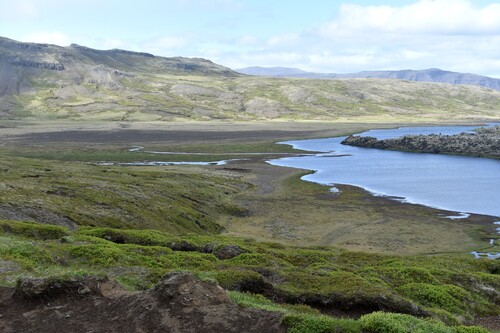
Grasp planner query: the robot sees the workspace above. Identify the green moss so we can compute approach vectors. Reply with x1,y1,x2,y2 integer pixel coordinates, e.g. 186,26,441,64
0,220,70,240
226,253,292,268
0,155,245,234
360,312,490,333
280,270,386,295
367,266,439,287
210,269,265,290
68,244,124,267
397,283,473,315
0,236,56,268
360,312,451,333
77,227,171,246
167,252,218,270
284,314,361,333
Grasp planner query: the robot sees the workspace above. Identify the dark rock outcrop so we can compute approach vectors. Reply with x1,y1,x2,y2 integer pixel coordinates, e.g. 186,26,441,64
341,126,500,159
213,244,249,260
11,59,65,71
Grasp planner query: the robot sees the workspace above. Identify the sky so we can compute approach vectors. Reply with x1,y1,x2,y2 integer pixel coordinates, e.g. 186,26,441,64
1,0,500,77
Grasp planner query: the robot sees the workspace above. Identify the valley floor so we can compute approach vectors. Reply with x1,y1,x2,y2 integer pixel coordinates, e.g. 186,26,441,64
0,120,498,332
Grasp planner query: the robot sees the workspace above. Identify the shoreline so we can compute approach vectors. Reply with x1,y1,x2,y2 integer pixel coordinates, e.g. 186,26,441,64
2,120,497,255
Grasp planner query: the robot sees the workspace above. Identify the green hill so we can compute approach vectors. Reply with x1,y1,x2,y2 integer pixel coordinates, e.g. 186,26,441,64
1,36,499,122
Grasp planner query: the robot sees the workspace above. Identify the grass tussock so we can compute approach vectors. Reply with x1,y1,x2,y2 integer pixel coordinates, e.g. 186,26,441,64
0,223,498,332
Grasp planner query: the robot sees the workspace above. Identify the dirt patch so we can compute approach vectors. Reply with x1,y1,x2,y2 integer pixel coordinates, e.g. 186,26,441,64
4,129,326,144
475,316,500,331
0,273,285,333
0,121,405,145
0,204,77,230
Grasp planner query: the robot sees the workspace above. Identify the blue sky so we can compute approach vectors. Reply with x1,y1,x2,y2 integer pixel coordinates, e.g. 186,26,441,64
1,0,500,77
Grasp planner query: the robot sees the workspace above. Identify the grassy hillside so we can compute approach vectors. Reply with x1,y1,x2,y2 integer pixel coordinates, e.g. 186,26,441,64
0,219,498,332
1,37,499,332
6,74,500,122
1,37,499,122
0,128,498,332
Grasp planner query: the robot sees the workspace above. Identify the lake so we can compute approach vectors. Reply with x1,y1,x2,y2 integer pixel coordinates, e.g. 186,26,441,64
268,124,500,217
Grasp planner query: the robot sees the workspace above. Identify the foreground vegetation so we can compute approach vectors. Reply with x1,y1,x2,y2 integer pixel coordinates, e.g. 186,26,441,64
0,219,497,332
0,123,498,332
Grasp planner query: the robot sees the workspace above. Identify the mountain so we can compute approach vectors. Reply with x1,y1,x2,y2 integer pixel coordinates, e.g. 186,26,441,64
0,36,237,96
236,67,500,91
236,66,309,76
1,36,499,122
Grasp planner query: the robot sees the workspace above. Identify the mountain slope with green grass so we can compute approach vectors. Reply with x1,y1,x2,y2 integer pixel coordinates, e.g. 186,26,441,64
1,36,499,122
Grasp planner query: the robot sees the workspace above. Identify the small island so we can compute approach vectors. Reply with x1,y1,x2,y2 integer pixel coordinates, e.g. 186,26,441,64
341,125,500,159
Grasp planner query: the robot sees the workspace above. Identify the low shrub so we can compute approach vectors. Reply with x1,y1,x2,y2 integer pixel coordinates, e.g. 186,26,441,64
0,220,70,240
68,244,124,266
167,252,218,270
397,283,472,314
360,311,490,333
77,227,170,246
212,269,270,293
360,311,451,333
283,314,361,333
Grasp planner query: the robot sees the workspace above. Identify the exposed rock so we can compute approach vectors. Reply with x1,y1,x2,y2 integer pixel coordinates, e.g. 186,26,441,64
153,272,230,306
213,244,249,260
11,60,65,71
169,240,200,252
0,260,21,274
15,276,104,299
341,125,500,159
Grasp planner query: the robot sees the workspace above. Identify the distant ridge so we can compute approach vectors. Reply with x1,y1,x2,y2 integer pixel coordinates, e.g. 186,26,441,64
236,66,500,90
0,36,238,96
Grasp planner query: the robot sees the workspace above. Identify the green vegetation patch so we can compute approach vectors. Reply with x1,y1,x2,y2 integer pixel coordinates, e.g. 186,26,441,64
359,312,489,333
397,283,475,315
0,220,70,240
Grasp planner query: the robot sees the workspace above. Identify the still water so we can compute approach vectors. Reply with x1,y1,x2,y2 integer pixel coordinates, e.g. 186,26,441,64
268,124,500,217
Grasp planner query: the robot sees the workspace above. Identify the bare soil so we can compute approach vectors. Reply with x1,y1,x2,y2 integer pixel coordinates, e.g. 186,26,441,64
0,121,399,144
0,273,285,333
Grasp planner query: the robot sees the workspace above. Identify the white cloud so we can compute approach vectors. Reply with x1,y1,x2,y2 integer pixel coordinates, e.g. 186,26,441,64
21,31,71,46
267,33,300,47
320,0,500,38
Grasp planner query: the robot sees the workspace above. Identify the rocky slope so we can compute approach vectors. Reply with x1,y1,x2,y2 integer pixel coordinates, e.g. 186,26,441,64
0,36,236,97
1,36,500,122
236,67,500,91
341,125,500,159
